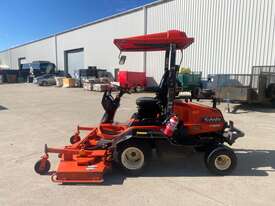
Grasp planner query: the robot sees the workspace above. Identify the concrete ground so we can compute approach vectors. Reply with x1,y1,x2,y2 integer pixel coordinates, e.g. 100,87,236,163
0,84,275,206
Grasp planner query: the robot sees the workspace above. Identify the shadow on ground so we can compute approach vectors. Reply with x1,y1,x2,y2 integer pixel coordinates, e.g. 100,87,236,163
230,104,275,114
60,148,274,186
103,149,275,185
0,105,8,111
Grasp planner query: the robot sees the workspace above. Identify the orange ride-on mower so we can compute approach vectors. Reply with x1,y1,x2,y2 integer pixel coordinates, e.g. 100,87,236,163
34,30,244,184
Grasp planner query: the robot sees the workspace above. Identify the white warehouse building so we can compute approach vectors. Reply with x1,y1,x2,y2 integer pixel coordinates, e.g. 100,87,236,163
0,0,274,86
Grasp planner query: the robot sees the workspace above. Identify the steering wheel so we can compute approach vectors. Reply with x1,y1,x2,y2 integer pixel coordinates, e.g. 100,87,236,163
107,84,131,98
101,85,131,123
102,86,130,111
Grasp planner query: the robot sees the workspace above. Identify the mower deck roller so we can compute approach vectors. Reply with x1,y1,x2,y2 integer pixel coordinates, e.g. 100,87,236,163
35,30,244,184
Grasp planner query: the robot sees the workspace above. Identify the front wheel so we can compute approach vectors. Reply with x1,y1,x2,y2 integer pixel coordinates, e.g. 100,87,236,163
34,159,51,175
117,141,151,176
204,146,237,175
70,135,81,144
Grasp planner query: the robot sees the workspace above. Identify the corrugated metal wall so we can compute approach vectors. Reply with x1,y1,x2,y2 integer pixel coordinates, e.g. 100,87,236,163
56,10,145,73
4,37,56,69
0,50,10,68
146,0,275,84
0,0,274,85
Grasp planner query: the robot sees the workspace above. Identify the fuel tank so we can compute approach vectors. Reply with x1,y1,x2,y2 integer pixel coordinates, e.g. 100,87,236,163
173,99,225,136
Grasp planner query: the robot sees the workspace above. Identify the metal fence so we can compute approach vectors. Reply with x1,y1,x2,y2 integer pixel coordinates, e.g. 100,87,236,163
250,66,275,90
207,74,251,91
207,66,275,92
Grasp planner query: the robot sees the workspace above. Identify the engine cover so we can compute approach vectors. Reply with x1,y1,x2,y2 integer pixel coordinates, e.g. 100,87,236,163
173,100,225,136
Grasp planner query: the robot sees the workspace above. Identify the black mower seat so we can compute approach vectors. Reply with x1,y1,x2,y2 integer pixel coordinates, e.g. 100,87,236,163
136,97,158,107
135,97,161,120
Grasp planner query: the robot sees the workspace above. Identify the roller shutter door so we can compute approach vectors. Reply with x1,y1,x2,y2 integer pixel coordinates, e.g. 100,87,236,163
65,48,84,77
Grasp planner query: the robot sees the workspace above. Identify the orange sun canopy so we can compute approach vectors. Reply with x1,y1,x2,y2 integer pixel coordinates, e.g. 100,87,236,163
113,30,194,52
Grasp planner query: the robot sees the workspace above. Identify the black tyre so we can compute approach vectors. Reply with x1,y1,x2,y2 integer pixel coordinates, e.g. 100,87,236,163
39,81,46,86
191,87,200,99
34,159,51,175
70,135,81,144
117,141,151,176
204,146,237,175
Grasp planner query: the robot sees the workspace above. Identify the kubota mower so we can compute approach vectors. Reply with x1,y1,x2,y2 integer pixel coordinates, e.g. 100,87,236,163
34,30,244,183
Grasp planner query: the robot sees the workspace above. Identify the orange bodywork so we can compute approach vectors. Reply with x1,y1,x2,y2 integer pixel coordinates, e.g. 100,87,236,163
173,100,225,135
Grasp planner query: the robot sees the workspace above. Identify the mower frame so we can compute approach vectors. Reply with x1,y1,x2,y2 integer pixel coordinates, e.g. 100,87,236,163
35,30,244,184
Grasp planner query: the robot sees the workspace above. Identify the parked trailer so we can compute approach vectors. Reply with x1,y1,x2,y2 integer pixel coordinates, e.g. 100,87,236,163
209,66,275,106
177,72,202,96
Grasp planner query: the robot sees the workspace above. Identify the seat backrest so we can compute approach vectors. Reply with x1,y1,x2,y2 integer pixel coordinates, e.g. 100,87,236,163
156,70,169,108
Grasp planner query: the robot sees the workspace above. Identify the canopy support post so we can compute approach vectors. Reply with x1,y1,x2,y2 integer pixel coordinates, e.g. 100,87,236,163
166,43,177,116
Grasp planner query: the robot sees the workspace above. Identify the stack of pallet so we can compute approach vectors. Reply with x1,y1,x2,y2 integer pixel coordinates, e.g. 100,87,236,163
83,78,99,91
63,78,76,88
92,83,110,92
82,77,113,92
55,77,66,87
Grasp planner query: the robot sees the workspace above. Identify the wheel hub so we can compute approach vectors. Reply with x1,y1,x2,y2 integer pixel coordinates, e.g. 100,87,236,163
214,155,231,170
121,147,144,170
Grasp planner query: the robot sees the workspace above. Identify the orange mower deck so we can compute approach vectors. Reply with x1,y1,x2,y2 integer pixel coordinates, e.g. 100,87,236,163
38,127,114,183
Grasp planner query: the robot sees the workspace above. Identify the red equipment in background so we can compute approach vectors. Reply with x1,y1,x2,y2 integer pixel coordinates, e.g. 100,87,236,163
118,70,146,91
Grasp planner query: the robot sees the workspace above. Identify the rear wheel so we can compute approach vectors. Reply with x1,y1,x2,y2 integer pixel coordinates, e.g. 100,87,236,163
117,141,151,175
204,146,237,175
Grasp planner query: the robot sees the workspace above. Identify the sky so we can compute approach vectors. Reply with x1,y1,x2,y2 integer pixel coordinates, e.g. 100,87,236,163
0,0,156,51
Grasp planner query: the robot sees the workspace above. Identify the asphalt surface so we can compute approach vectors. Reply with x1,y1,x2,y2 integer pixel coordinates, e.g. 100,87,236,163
0,84,275,206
